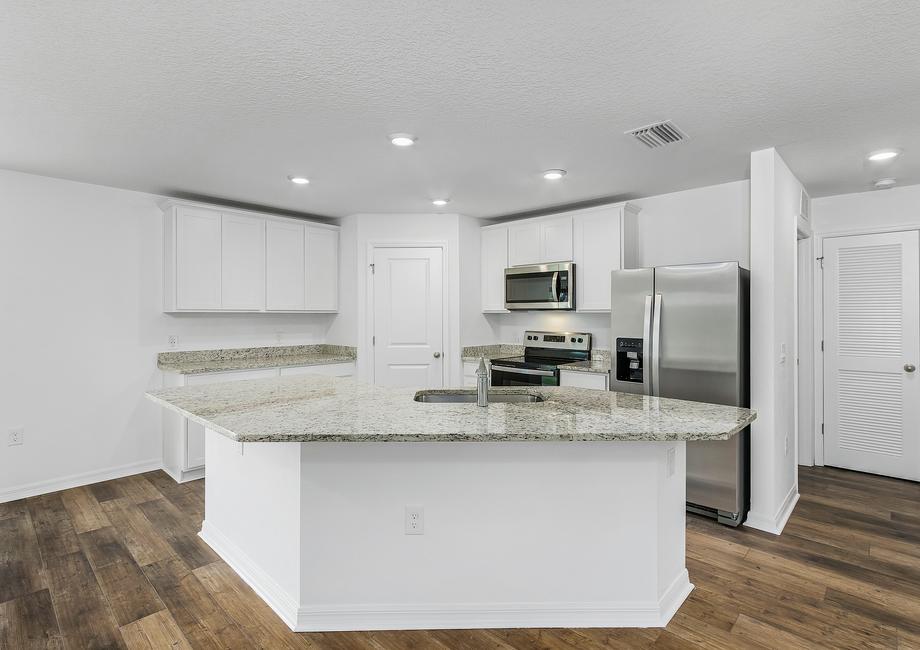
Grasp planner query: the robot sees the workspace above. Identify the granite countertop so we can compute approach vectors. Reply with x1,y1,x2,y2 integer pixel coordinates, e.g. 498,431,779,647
561,359,612,374
157,345,356,375
145,375,756,444
461,344,524,363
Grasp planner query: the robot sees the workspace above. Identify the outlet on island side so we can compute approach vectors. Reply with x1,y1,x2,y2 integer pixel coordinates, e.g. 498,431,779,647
405,506,424,535
8,427,24,446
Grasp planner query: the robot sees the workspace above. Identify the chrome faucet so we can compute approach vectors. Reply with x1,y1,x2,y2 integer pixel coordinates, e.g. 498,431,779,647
476,357,489,407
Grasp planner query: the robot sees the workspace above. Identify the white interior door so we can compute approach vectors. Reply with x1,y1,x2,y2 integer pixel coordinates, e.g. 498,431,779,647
372,247,444,388
824,230,920,481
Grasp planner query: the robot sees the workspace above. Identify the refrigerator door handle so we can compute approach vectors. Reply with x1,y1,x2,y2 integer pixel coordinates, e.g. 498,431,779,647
651,293,662,396
642,294,653,396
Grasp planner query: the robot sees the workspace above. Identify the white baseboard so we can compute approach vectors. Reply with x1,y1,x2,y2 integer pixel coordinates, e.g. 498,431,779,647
0,458,163,504
199,520,300,629
199,521,692,633
745,483,800,535
161,465,205,484
656,569,694,627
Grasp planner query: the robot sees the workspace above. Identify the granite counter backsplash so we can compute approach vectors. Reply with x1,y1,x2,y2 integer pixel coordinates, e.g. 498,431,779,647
158,344,356,375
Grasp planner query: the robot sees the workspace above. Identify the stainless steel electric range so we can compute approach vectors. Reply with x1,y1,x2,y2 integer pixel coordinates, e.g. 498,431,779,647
489,331,592,387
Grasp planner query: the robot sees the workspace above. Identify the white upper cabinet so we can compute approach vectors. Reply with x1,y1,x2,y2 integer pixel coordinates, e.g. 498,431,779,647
174,206,222,310
508,214,573,266
481,226,509,312
572,204,640,312
221,213,265,310
507,221,542,266
266,220,306,311
305,226,339,311
540,215,574,262
164,200,339,313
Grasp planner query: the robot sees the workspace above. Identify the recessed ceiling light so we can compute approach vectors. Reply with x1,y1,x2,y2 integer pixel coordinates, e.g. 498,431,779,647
389,133,417,147
432,199,449,207
288,175,310,185
874,178,897,189
868,149,901,162
542,169,567,180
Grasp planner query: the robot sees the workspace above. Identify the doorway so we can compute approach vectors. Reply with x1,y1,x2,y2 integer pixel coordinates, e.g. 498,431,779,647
369,245,446,388
822,230,920,481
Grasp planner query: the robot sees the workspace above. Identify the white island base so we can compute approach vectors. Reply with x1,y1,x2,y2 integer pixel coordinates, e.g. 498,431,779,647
200,429,692,632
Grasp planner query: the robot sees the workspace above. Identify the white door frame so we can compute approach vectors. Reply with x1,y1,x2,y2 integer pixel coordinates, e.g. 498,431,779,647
813,224,920,466
364,240,451,386
796,233,815,467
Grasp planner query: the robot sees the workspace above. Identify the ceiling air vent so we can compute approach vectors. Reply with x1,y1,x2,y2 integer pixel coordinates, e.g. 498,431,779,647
625,120,688,148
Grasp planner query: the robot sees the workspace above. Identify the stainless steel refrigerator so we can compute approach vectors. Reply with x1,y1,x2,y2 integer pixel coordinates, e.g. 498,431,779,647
610,262,750,526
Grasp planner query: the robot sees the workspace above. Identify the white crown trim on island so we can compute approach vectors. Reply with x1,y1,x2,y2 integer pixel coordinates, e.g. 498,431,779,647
199,518,691,632
0,458,163,504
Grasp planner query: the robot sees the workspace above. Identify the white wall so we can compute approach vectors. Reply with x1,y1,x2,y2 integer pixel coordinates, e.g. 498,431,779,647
812,183,920,234
478,180,751,349
0,169,335,501
333,213,466,386
747,148,800,534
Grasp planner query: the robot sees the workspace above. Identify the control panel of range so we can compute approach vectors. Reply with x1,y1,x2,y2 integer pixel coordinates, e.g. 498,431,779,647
615,337,644,383
523,330,591,351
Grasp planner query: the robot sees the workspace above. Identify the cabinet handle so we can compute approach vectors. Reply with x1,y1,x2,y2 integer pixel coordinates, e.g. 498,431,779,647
906,363,916,373
433,352,441,359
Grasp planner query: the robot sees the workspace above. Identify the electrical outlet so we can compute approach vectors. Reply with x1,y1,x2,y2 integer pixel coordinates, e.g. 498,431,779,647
667,447,676,477
405,506,424,535
167,335,178,348
275,331,284,343
8,427,24,446
784,434,789,457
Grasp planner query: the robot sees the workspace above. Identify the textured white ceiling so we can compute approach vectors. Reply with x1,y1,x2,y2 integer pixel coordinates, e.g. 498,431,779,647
1,1,919,218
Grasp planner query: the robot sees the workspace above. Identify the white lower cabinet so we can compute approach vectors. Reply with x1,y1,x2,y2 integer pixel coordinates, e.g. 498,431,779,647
161,361,356,482
559,369,609,390
462,361,490,387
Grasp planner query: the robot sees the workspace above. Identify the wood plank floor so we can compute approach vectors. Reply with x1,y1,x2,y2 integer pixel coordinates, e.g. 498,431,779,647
1,466,919,648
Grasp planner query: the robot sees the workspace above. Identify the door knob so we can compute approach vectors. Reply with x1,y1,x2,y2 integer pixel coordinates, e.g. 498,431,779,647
433,352,441,359
906,363,916,373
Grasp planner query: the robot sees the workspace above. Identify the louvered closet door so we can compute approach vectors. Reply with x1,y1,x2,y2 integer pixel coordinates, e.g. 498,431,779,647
824,230,920,480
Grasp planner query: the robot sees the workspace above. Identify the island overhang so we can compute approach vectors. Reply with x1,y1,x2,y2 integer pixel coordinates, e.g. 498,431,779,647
145,376,755,632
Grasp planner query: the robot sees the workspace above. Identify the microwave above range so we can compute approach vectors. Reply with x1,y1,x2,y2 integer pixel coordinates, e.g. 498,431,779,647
504,262,574,311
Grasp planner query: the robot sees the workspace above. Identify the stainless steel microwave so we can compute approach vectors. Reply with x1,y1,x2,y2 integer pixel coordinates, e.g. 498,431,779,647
504,262,575,310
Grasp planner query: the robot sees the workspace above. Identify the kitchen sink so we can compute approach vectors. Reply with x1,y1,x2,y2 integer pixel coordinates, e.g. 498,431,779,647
413,391,544,404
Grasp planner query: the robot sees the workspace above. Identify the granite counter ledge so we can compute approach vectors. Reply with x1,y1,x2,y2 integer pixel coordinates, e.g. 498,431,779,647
157,344,356,374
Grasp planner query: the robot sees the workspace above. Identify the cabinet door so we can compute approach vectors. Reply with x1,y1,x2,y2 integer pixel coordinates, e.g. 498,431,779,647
480,227,509,311
266,220,306,311
305,227,339,311
573,207,622,311
184,368,279,470
279,362,355,377
221,214,265,310
559,370,609,390
175,206,222,309
508,222,542,266
540,215,574,262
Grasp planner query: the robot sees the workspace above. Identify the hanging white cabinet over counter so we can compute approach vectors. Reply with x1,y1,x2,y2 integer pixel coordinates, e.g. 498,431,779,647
481,202,639,313
163,200,339,313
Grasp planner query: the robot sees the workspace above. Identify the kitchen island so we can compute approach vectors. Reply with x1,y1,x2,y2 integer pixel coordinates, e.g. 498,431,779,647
146,376,755,632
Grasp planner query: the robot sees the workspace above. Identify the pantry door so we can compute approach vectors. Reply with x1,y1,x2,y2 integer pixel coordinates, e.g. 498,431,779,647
371,246,445,388
824,230,920,480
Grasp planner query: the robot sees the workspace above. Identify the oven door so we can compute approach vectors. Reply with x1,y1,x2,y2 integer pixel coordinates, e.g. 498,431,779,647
504,262,574,310
490,365,559,387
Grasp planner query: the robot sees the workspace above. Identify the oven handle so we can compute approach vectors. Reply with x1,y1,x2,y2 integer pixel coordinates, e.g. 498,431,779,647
491,365,556,377
550,271,559,302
